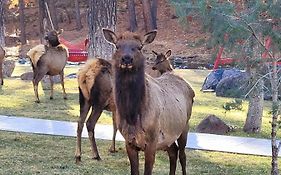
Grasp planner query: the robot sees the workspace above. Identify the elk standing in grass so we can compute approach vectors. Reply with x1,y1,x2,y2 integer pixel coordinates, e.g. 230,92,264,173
0,46,5,85
103,29,195,175
74,55,170,163
27,30,68,103
75,58,117,163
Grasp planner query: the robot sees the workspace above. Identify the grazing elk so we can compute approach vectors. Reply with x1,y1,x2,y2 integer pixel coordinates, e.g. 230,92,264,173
0,46,5,85
75,58,117,163
103,29,195,175
27,30,68,103
151,49,173,74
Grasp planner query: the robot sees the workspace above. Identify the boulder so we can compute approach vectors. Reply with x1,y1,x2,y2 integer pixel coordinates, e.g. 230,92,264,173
201,68,244,91
201,69,224,91
20,71,61,90
216,72,250,98
196,115,231,135
20,72,33,80
3,60,15,77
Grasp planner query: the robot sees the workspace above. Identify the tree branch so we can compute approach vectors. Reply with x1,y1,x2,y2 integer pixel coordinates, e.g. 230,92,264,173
234,12,275,60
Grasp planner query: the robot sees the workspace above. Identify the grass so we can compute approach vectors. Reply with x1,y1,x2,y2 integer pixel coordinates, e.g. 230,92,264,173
0,65,279,174
0,130,277,175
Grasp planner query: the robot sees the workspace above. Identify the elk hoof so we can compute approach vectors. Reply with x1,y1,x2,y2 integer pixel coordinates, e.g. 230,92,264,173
35,100,40,103
92,156,101,161
50,97,53,100
63,97,67,100
75,156,81,164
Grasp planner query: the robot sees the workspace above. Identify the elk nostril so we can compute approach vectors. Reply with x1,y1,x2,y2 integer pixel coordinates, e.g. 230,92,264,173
122,56,133,64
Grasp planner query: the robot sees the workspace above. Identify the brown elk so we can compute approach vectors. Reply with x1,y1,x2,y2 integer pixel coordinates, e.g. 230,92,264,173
75,58,117,163
0,46,5,85
27,30,68,103
151,49,173,74
103,29,195,175
74,55,168,163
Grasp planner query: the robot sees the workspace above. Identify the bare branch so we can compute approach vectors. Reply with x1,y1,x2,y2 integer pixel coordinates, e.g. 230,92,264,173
244,71,271,98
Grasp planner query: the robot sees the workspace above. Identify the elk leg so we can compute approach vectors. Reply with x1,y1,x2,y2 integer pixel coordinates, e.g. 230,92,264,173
109,110,117,153
60,71,67,100
86,108,103,160
177,128,188,175
75,100,91,164
33,69,47,103
167,142,179,175
49,76,54,100
144,144,157,175
0,60,3,85
126,143,139,175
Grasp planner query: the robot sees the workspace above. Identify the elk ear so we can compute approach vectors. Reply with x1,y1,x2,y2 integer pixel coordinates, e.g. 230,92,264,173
103,29,117,45
152,50,158,55
142,30,157,45
165,50,172,58
57,29,63,35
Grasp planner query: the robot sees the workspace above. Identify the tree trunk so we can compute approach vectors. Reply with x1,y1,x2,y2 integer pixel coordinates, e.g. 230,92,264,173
39,0,46,43
46,0,58,30
88,0,117,59
271,61,279,175
0,0,5,46
19,0,26,45
141,0,153,32
151,0,158,29
243,69,264,133
74,0,82,30
128,0,137,32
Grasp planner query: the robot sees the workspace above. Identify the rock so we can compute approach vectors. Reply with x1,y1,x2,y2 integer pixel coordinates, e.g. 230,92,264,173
201,69,224,91
20,72,33,80
3,60,15,77
216,72,250,98
21,72,61,90
41,75,61,90
196,115,232,135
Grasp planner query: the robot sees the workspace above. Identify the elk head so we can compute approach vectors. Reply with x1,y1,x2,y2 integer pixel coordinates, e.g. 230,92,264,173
152,49,172,74
103,29,157,71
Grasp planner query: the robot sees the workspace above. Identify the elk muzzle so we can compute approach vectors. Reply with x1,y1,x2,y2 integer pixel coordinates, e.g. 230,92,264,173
120,55,133,69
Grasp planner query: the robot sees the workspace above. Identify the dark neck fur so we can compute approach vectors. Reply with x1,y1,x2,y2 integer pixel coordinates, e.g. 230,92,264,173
114,63,145,125
48,39,60,47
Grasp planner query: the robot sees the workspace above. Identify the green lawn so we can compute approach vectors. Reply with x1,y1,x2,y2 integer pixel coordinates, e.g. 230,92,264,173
0,131,276,175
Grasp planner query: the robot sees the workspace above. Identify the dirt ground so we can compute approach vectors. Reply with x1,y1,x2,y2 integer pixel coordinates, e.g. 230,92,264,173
4,0,213,68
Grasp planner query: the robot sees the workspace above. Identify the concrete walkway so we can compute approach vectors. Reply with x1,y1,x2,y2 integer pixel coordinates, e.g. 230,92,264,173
0,115,279,157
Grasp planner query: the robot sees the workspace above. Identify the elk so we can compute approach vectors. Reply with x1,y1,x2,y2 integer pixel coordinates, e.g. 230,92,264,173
0,46,5,85
103,29,195,175
74,55,169,163
75,58,117,163
27,30,68,103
